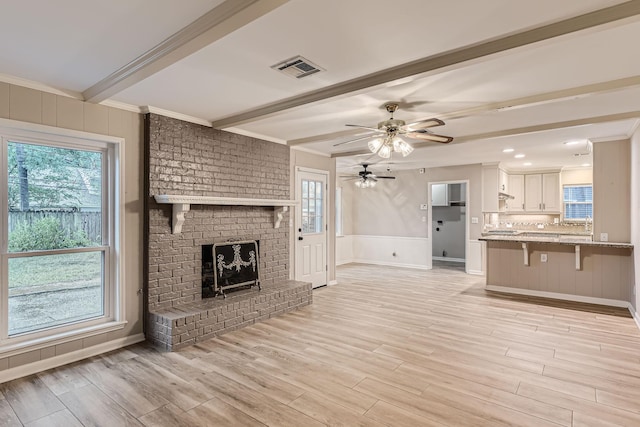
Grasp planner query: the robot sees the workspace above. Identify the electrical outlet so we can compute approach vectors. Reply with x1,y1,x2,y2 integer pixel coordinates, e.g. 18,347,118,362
421,216,427,222
471,217,479,224
600,233,609,242
541,253,548,262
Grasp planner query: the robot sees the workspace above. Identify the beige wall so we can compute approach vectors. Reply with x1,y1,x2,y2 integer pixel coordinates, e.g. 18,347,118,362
631,128,640,313
561,168,593,185
289,149,337,282
0,83,143,373
347,164,483,240
593,139,631,243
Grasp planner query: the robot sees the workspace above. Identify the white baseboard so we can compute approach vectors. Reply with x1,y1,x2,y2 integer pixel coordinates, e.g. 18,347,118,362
485,285,630,308
336,259,353,266
467,269,485,276
0,333,145,383
632,308,640,330
432,256,465,263
349,259,431,270
328,280,338,286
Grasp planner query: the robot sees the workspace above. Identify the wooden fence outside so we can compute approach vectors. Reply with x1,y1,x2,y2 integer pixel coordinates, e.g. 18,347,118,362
8,211,102,242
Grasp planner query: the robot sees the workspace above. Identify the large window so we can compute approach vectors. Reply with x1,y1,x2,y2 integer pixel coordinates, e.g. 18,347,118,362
1,121,123,346
563,184,593,220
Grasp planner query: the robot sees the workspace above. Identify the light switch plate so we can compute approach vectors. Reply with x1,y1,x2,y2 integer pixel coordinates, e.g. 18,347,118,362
420,204,428,210
471,217,479,224
541,254,548,262
600,232,608,242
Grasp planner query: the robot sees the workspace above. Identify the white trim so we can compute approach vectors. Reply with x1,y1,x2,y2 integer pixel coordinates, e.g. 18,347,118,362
631,308,640,330
467,269,485,276
349,234,429,241
336,259,353,266
0,73,83,100
486,285,630,308
0,321,127,359
349,259,431,270
328,280,338,286
223,127,286,145
143,106,212,127
154,194,297,206
99,99,144,114
432,256,465,263
291,145,331,157
0,118,123,144
0,333,144,383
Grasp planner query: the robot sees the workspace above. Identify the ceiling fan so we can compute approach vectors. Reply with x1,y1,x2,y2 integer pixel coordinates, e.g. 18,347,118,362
340,163,396,188
334,102,453,158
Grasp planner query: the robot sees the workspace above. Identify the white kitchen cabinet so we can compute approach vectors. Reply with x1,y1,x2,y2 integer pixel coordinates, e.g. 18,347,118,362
524,173,561,212
431,183,448,206
498,169,508,193
506,174,525,212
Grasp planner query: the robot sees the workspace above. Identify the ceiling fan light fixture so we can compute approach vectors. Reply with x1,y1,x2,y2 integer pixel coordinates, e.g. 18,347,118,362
368,138,383,154
377,144,392,159
392,136,414,157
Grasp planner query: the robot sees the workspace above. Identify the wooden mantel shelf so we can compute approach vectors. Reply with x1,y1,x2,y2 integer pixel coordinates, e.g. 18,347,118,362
154,195,298,234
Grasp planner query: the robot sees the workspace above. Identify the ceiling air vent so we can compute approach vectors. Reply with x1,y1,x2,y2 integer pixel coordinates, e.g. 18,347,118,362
271,55,324,79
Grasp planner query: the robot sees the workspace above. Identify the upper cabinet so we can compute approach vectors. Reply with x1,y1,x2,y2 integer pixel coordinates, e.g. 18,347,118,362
524,173,561,213
506,174,525,212
482,164,507,212
498,169,508,193
431,183,448,206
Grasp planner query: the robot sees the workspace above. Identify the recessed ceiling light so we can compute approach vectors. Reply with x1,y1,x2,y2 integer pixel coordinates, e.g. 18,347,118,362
581,163,591,167
514,154,525,159
502,148,514,153
523,162,532,166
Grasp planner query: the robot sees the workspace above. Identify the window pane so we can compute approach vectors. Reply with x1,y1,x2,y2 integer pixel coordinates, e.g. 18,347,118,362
8,252,104,335
563,185,593,220
302,180,308,199
8,142,102,252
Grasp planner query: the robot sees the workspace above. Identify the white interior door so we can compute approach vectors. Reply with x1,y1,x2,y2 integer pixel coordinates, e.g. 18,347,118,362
295,169,328,288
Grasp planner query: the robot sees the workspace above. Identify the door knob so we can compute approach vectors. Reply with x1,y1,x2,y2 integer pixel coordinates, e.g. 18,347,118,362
298,236,303,241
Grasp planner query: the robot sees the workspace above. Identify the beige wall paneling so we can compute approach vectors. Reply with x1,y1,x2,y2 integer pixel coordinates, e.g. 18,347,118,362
41,92,57,126
593,139,631,243
8,349,41,369
0,357,8,371
9,85,42,124
485,242,633,304
630,127,640,314
55,340,84,357
0,82,9,118
1,84,144,377
55,96,84,131
83,102,109,135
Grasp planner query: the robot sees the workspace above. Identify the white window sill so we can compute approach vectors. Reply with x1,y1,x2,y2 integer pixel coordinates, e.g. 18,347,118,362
0,320,127,359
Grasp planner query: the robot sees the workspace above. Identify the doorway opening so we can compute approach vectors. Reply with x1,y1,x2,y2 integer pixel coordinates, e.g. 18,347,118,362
430,181,468,272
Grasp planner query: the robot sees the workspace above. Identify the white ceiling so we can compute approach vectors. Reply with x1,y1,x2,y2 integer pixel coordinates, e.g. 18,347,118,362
3,0,640,173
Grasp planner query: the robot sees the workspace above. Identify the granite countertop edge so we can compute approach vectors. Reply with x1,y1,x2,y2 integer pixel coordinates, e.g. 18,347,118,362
479,235,633,249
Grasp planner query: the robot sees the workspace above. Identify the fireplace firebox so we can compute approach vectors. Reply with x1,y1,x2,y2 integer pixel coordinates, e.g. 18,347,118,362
202,240,260,298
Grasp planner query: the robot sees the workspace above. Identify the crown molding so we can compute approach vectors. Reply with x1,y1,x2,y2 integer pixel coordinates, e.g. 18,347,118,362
223,127,286,144
291,145,331,157
82,0,290,103
143,106,212,127
99,99,144,114
0,73,82,99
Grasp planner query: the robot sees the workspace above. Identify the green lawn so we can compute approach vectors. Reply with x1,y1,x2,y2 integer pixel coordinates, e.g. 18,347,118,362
9,251,102,290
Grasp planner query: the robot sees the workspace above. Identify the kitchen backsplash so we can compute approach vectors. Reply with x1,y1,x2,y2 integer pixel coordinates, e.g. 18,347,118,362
483,213,591,234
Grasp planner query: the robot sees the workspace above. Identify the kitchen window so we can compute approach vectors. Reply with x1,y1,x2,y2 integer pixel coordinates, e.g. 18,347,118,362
0,119,125,349
563,184,592,221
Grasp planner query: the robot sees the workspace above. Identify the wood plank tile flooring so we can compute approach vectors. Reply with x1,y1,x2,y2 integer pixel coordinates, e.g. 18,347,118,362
2,263,640,426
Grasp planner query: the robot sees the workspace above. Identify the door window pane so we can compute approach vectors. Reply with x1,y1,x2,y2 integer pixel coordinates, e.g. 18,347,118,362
301,179,325,234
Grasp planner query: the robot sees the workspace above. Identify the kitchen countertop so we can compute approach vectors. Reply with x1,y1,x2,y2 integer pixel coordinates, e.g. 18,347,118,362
479,234,633,249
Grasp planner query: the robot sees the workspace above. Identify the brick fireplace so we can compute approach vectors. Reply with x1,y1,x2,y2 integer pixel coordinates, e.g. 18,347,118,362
144,114,312,350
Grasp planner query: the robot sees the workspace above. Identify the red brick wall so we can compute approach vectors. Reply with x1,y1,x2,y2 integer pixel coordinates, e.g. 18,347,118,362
145,114,290,311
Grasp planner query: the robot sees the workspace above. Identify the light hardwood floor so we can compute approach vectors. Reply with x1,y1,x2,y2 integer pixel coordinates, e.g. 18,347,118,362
2,263,640,426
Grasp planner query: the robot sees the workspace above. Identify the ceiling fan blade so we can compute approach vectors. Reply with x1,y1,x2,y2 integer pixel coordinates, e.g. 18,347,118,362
375,176,396,179
333,133,377,147
345,124,384,133
403,118,445,131
404,131,453,143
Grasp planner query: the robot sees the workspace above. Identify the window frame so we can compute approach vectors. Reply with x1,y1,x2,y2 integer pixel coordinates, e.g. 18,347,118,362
562,183,593,222
0,118,126,354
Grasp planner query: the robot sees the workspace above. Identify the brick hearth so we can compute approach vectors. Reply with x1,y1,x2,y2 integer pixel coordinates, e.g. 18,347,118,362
144,114,311,350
